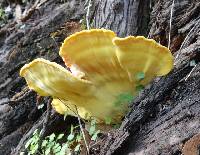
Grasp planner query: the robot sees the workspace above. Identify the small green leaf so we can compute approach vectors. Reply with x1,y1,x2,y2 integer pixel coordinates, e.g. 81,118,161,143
53,144,61,153
70,125,74,133
49,133,56,142
45,147,51,155
33,129,38,135
113,124,121,129
74,144,81,152
89,119,96,135
114,92,134,106
53,143,60,149
105,117,112,125
59,143,69,155
42,140,48,147
32,143,38,153
89,125,96,136
136,84,145,92
39,130,43,136
91,130,100,141
32,136,39,143
136,72,145,80
57,134,64,140
67,134,74,141
64,112,68,120
91,119,96,126
76,134,82,142
25,139,32,149
47,141,55,148
190,60,196,67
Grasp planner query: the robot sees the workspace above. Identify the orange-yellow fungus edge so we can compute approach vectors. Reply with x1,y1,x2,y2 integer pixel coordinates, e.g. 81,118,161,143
19,58,92,98
59,29,117,67
20,58,91,84
113,36,174,76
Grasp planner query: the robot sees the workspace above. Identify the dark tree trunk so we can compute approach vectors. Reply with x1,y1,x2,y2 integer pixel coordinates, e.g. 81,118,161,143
93,0,150,37
0,0,199,155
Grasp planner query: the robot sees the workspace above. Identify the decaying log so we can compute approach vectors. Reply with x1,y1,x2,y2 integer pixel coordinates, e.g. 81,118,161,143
93,0,200,154
0,0,85,154
0,0,200,154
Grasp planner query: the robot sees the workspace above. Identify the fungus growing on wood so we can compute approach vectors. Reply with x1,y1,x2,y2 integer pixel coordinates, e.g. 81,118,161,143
20,29,173,124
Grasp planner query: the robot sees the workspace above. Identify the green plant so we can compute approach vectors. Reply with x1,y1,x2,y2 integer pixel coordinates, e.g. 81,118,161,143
135,71,145,92
190,60,196,67
79,18,87,30
65,125,83,154
24,129,70,155
0,7,6,21
0,6,8,26
88,119,100,141
41,133,70,155
25,129,40,155
136,84,145,92
23,119,102,155
105,116,112,125
114,92,134,107
136,72,145,80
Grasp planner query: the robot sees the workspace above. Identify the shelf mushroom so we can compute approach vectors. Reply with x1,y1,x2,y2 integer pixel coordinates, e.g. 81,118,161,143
20,29,173,124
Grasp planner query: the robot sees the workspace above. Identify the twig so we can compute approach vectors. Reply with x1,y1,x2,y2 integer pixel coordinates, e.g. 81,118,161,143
174,18,200,63
51,37,59,52
20,0,40,22
89,139,102,148
10,87,32,103
75,106,90,155
85,0,92,30
58,98,76,115
184,64,198,81
168,0,175,49
149,0,152,9
37,99,52,152
20,0,48,22
42,99,51,133
84,0,90,7
58,98,89,153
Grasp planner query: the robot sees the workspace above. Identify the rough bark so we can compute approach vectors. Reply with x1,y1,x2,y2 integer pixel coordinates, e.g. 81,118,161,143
93,0,200,154
92,0,150,37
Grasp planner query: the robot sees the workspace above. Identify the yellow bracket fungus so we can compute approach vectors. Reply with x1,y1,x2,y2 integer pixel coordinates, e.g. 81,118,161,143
20,29,173,124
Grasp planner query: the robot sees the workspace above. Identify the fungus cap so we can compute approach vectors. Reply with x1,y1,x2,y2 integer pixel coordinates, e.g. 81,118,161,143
20,29,173,124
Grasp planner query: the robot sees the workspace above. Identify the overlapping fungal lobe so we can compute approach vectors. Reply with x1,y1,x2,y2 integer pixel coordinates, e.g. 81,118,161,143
20,29,173,124
59,29,127,84
113,36,173,85
20,58,93,99
19,58,94,118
